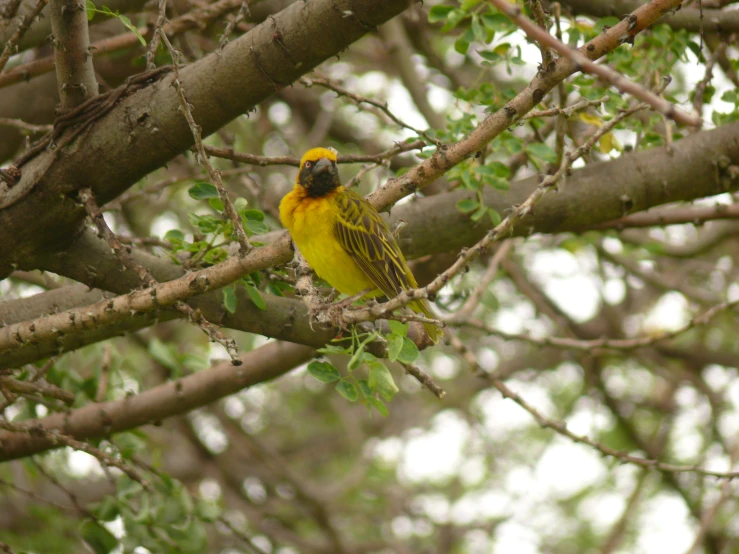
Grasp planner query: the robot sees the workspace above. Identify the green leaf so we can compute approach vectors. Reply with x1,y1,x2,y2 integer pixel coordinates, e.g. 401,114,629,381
116,432,146,458
457,198,478,214
81,521,118,554
307,360,341,383
188,213,220,234
428,4,454,23
117,13,146,46
222,285,237,313
336,380,358,402
476,161,510,178
242,209,269,235
244,282,266,310
86,0,95,20
526,142,557,163
368,397,389,417
471,205,488,222
488,208,502,226
454,38,470,55
358,379,372,398
397,337,420,364
387,320,408,336
164,229,186,242
386,333,404,362
188,182,219,200
244,218,269,235
149,338,180,372
196,500,222,523
208,198,224,212
94,496,120,522
367,361,399,401
460,0,481,11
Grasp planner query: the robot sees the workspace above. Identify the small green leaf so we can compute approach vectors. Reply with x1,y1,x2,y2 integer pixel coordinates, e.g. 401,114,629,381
367,361,399,401
244,283,266,310
488,208,502,226
460,0,481,11
471,205,488,222
336,380,358,402
208,198,224,212
164,229,186,242
222,285,237,313
196,500,222,523
387,320,408,336
397,337,420,364
307,360,341,383
117,13,146,46
386,333,404,362
454,38,469,55
428,4,454,23
368,397,389,417
149,338,180,372
188,213,220,234
86,0,95,20
526,142,557,163
457,198,478,214
358,379,372,398
81,521,118,554
188,182,219,200
244,219,269,235
94,496,120,522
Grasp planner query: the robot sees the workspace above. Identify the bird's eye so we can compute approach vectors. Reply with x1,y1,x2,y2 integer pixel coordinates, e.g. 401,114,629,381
304,161,312,168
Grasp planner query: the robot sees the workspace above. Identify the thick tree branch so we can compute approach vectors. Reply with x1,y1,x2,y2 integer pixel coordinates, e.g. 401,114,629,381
0,0,412,277
558,0,739,33
365,0,689,213
3,122,737,367
0,341,315,461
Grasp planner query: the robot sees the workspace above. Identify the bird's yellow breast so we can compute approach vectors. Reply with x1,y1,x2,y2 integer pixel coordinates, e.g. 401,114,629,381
279,186,377,296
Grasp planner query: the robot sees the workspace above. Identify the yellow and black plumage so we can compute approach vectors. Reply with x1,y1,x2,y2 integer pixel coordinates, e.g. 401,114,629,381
279,147,442,343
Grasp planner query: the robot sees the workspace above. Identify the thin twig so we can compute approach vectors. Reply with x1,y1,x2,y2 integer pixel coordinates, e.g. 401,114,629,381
0,118,52,134
399,361,445,399
448,239,514,323
341,84,665,328
446,329,739,479
522,95,609,119
0,418,151,486
159,29,252,255
145,0,167,70
204,139,426,167
457,291,739,352
490,0,702,127
80,187,242,364
0,0,49,73
300,75,439,144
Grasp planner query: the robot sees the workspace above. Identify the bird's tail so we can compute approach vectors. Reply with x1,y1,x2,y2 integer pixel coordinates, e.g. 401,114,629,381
410,299,443,344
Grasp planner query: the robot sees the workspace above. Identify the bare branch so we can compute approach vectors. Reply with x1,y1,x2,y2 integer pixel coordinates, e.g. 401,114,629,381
490,0,701,127
49,0,98,109
0,341,315,461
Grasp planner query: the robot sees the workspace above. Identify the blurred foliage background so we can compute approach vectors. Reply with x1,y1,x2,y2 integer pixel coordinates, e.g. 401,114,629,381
1,0,739,552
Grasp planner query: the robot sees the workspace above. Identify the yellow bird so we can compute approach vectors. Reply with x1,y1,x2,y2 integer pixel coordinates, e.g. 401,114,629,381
279,147,442,343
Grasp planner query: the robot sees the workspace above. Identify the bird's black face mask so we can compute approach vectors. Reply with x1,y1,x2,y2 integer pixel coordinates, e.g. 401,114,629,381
298,157,341,197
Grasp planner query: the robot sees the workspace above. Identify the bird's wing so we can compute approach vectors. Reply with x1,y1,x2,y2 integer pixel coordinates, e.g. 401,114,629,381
333,190,415,298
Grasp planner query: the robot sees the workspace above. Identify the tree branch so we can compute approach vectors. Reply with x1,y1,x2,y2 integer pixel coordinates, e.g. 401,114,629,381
0,341,315,461
49,0,98,109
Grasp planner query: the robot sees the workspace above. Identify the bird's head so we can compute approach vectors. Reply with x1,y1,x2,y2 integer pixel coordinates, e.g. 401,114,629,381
296,147,341,197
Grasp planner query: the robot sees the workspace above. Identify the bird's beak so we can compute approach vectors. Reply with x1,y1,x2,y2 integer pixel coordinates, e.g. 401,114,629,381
312,157,332,175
